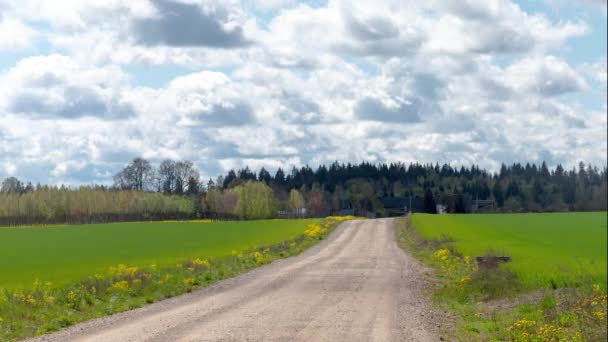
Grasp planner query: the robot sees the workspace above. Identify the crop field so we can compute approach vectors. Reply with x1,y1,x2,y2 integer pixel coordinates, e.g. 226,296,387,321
410,212,608,289
0,219,321,290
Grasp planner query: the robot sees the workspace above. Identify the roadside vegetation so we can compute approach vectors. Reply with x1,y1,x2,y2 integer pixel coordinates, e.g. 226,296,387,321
397,213,607,341
0,216,359,341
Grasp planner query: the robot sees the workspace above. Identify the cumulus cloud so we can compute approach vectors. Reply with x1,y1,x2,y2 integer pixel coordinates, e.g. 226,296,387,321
354,97,426,123
1,54,134,120
427,0,588,54
502,56,586,97
0,0,605,185
0,18,38,50
131,0,251,48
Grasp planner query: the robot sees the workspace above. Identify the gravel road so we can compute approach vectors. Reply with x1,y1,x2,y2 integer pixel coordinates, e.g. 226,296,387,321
29,218,440,342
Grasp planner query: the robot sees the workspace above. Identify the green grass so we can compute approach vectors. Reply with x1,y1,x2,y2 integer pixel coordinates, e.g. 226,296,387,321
410,212,607,289
0,219,321,290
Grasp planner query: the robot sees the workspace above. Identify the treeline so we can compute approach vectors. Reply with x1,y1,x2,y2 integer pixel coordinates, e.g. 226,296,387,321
211,160,607,215
0,182,196,226
0,159,606,225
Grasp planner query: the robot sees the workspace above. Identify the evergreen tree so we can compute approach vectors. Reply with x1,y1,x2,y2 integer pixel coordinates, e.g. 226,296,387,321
423,188,437,214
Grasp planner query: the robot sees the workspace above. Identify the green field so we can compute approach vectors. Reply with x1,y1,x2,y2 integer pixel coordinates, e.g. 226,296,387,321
411,212,607,289
0,219,320,290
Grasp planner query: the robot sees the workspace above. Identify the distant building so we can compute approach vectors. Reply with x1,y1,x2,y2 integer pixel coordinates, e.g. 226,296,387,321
436,204,448,214
277,208,307,218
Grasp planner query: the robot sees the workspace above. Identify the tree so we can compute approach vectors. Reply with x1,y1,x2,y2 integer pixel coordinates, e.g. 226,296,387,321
423,188,437,213
505,180,520,199
288,189,305,211
187,176,200,196
346,179,379,212
174,161,198,195
1,177,23,193
306,185,327,217
232,181,277,219
113,158,153,191
492,182,504,207
454,192,466,213
223,170,237,189
159,159,177,193
274,168,286,185
258,167,272,184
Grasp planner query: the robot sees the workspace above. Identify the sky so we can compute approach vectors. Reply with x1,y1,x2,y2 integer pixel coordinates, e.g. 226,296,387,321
0,0,606,185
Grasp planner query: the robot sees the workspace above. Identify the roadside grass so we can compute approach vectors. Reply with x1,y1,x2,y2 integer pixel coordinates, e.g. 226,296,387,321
396,214,607,341
0,216,359,341
0,219,322,290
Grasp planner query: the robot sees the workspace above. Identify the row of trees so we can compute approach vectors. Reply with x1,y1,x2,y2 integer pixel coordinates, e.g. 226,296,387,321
0,187,195,225
1,159,606,225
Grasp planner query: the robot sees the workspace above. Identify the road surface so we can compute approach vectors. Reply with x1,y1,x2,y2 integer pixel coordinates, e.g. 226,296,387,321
30,218,439,342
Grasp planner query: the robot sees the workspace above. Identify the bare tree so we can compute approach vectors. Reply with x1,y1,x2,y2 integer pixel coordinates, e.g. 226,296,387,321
175,161,198,194
113,158,153,191
159,159,177,193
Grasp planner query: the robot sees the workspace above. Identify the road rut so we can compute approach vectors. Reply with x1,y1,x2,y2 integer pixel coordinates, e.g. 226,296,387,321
30,218,438,342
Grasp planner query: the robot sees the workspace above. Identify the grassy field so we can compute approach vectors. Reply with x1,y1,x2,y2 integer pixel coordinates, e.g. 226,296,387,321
410,212,607,289
0,219,321,290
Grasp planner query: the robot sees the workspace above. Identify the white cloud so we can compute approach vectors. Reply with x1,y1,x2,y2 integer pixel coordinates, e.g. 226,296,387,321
0,18,38,50
425,0,588,54
0,0,605,185
1,54,133,119
253,0,295,11
501,56,586,97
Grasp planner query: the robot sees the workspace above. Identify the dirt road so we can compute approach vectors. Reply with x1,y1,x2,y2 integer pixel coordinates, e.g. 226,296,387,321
30,218,439,342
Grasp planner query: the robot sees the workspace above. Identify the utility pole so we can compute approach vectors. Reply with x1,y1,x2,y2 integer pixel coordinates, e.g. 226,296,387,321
409,194,412,214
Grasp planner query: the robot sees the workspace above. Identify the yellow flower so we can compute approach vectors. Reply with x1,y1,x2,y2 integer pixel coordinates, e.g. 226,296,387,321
110,280,129,291
183,278,196,287
252,251,264,263
67,290,77,302
109,264,139,277
433,249,450,261
459,276,471,284
23,295,36,306
512,319,536,330
192,258,210,267
304,224,326,238
44,295,55,304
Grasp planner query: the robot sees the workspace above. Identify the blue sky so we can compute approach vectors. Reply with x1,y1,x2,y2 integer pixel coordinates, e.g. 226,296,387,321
0,0,606,185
